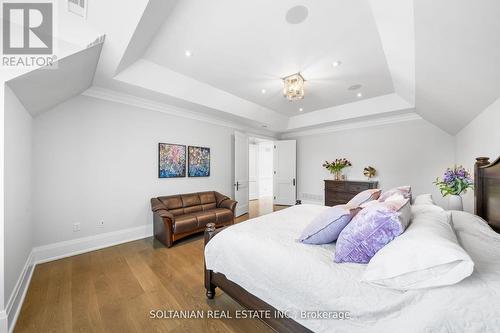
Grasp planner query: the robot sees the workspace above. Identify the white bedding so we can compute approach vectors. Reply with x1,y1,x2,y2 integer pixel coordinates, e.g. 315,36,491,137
204,205,500,333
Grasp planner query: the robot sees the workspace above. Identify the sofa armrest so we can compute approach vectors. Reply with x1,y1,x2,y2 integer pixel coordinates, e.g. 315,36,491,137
156,209,174,222
154,209,175,230
214,191,229,206
219,198,237,213
153,209,175,247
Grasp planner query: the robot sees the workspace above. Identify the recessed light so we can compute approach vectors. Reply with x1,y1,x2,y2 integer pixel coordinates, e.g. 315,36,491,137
285,5,309,25
261,125,268,128
261,89,267,94
357,92,363,98
332,61,342,67
348,84,362,91
184,50,192,57
299,108,304,112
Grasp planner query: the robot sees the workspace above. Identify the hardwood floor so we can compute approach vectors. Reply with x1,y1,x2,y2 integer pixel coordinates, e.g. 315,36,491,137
15,198,288,333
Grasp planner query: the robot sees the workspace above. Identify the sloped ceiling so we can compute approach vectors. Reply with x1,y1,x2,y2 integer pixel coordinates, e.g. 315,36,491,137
414,0,500,134
5,0,500,135
6,43,103,116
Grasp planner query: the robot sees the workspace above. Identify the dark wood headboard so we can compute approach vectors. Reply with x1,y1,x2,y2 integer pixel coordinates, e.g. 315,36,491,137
475,156,500,232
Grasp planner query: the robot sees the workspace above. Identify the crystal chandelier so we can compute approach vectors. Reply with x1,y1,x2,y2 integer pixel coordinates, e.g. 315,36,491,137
283,73,305,101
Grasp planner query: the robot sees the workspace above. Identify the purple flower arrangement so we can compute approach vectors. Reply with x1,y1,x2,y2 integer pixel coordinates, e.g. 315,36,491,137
434,166,473,196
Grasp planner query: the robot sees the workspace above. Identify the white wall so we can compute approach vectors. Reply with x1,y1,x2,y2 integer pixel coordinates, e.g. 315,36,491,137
0,82,6,332
32,95,235,246
3,86,33,312
455,97,500,212
290,119,455,207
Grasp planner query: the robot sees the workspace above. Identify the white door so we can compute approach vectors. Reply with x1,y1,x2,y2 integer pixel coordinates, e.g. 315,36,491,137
273,140,297,206
234,131,249,216
248,143,259,200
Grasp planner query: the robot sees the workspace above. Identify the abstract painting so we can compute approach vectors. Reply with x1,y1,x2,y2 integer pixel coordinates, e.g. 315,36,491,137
188,146,210,177
158,143,186,178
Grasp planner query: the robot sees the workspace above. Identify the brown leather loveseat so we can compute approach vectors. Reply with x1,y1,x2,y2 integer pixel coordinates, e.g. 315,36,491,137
151,191,237,247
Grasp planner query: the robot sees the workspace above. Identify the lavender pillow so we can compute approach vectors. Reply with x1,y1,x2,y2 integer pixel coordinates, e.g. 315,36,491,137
347,189,381,206
334,199,410,263
379,186,412,202
299,205,360,244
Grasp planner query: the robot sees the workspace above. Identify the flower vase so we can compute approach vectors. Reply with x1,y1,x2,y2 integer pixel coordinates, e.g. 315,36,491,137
448,195,463,211
334,170,342,181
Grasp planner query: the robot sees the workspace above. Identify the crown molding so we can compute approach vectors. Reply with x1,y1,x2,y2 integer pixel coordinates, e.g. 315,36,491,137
82,86,278,138
280,112,422,138
82,87,422,140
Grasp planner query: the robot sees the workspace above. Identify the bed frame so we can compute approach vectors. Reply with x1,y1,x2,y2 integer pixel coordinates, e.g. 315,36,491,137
203,224,313,333
204,156,500,333
475,156,500,232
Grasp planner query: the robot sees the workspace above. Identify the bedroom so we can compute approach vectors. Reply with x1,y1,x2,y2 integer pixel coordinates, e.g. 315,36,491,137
1,0,499,332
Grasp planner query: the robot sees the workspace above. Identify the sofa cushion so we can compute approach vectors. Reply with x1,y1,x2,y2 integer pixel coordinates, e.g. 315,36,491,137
184,205,202,214
212,208,233,224
202,203,217,211
158,195,183,210
193,210,217,227
199,191,216,204
169,208,185,216
174,214,198,234
181,194,201,207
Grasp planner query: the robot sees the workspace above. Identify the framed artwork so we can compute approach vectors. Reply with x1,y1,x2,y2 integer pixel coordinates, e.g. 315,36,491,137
188,146,210,177
158,143,186,178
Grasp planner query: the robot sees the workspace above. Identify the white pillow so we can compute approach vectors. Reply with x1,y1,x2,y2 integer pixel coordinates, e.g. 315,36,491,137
413,193,435,205
363,210,474,290
410,203,444,216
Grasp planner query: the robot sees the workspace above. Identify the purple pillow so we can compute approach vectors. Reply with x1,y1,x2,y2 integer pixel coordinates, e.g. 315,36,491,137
334,199,410,263
299,205,360,244
379,186,412,202
347,189,381,206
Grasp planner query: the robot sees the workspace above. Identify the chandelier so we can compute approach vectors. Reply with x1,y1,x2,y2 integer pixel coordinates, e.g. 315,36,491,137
283,73,305,101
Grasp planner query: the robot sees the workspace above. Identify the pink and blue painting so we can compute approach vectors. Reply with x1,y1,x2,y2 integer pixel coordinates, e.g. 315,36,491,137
188,146,210,177
158,143,186,178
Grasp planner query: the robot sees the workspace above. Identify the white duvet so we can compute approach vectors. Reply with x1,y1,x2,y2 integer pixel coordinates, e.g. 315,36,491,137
204,205,500,333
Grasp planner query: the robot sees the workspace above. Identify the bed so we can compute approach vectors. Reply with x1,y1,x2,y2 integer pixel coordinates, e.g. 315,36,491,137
203,157,500,332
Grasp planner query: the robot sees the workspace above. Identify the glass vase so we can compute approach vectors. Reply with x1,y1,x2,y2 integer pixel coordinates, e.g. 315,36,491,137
448,195,463,211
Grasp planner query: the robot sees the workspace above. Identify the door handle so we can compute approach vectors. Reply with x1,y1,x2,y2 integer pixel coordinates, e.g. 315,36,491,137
293,178,296,186
235,181,240,191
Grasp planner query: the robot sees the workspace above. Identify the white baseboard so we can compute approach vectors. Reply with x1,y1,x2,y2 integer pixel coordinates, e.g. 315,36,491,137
5,224,153,332
300,199,323,205
33,224,153,264
0,310,7,333
5,251,34,333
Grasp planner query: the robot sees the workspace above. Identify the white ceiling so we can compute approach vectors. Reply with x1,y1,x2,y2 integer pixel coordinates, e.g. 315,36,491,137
4,0,500,136
414,0,500,134
6,43,103,116
143,0,394,115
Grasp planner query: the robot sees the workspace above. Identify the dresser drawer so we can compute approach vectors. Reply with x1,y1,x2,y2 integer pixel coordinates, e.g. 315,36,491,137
347,183,371,193
325,199,347,207
324,180,378,207
325,181,346,191
325,190,354,202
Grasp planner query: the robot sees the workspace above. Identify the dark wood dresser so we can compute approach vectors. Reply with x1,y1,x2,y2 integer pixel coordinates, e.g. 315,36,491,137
324,180,378,206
